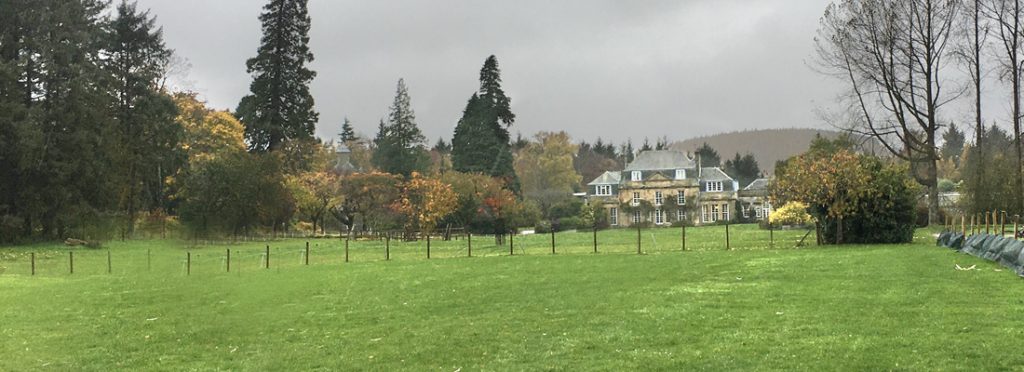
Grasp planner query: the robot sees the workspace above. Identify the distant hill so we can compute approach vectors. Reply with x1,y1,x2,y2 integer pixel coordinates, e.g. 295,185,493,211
671,128,846,175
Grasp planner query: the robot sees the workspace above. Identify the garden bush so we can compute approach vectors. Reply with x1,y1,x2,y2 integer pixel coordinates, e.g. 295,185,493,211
769,202,813,227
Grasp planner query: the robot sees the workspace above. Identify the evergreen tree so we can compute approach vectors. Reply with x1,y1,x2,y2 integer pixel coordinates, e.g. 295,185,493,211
339,117,358,142
724,153,761,188
432,138,451,154
236,0,317,153
941,124,965,166
106,1,182,234
0,0,116,239
451,55,519,191
640,138,653,152
695,142,721,167
479,55,515,127
371,79,428,177
620,140,635,165
655,136,670,150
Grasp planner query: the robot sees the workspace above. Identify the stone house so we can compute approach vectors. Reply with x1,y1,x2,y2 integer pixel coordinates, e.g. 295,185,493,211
737,178,773,221
586,150,740,226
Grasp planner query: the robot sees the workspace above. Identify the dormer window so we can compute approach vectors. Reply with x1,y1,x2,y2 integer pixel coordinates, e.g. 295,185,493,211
595,185,612,196
631,171,642,182
675,169,686,180
705,181,723,192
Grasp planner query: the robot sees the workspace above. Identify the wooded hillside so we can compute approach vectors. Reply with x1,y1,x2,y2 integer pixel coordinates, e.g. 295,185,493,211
671,128,846,174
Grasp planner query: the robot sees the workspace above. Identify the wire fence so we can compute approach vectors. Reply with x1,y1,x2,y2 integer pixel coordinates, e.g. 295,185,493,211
0,223,819,277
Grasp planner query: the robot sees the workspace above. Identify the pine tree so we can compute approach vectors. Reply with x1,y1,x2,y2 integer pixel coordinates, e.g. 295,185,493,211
236,0,318,153
372,79,428,177
106,1,182,234
3,0,117,238
941,124,965,166
339,117,358,142
695,142,721,167
432,138,451,154
724,153,761,188
640,138,653,152
451,55,519,190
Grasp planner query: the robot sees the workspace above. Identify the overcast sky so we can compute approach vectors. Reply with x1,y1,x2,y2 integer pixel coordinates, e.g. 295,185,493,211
138,0,840,144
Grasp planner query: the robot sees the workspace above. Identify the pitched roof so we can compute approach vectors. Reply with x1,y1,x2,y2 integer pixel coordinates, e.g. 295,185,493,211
587,171,622,185
699,167,733,182
624,150,696,171
744,178,769,191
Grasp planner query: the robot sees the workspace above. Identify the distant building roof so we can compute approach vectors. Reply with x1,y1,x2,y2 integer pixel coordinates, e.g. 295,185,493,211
744,178,770,191
624,150,696,171
699,167,733,182
587,171,622,186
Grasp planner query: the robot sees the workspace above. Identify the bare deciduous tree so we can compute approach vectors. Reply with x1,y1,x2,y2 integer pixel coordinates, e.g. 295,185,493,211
982,0,1024,212
815,0,961,224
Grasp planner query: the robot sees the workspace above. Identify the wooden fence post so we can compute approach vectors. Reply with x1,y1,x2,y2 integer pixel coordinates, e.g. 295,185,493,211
187,252,191,276
30,252,35,276
468,232,472,257
769,224,774,249
962,215,966,237
725,222,731,250
107,250,112,274
69,251,73,274
305,242,310,266
227,249,231,272
345,239,349,263
637,224,642,255
1001,212,1007,237
682,224,686,252
386,234,391,261
593,226,598,254
265,245,270,269
551,230,556,255
986,211,991,234
509,231,514,256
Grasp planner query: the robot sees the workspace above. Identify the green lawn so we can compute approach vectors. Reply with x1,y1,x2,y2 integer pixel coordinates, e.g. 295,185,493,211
2,225,1023,370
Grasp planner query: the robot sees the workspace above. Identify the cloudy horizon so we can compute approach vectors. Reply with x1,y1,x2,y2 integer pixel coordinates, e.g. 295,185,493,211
140,0,841,145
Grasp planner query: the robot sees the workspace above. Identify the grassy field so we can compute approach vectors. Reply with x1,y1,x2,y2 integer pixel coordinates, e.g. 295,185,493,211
2,225,1024,370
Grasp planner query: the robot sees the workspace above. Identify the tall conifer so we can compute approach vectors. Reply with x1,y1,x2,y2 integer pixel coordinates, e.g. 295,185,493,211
372,79,428,177
236,0,317,153
452,55,519,191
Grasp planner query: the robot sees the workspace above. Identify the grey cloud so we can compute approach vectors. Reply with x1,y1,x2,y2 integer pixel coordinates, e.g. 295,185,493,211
139,0,841,144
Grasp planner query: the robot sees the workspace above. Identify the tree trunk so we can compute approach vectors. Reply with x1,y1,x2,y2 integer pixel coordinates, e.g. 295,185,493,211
836,216,843,245
928,160,940,225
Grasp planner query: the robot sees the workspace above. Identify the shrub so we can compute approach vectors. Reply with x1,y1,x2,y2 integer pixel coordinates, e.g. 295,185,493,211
549,198,583,220
770,202,813,227
535,220,552,234
557,217,583,231
775,148,917,244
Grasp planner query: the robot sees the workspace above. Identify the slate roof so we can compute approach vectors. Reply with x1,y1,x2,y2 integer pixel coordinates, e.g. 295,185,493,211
624,150,696,171
699,167,733,182
744,178,769,191
587,171,622,186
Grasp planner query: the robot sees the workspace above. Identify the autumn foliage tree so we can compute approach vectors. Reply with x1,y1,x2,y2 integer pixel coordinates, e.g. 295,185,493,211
773,150,871,244
288,171,340,234
774,149,917,244
336,172,402,235
394,172,458,238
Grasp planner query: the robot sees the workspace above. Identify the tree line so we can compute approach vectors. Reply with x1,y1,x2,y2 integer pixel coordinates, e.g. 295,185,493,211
0,0,766,243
